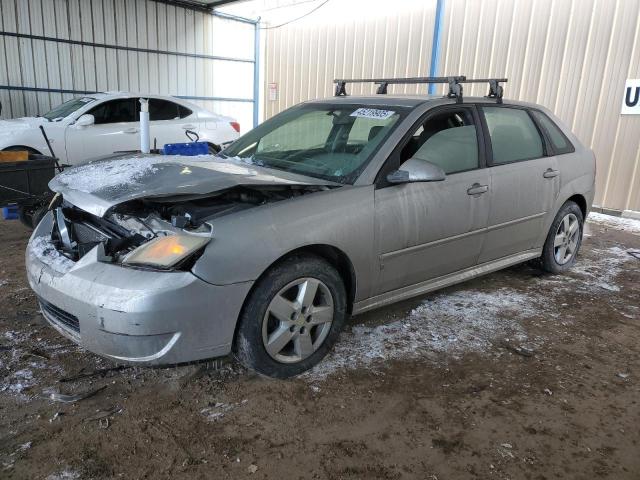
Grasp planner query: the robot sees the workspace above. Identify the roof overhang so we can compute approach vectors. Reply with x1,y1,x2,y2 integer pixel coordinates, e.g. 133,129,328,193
150,0,247,13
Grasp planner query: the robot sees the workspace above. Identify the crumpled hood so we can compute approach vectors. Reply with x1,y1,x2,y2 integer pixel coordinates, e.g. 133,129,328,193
49,154,339,217
0,117,48,136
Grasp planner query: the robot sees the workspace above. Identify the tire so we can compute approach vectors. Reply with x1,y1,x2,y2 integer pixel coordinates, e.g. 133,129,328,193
233,255,348,378
17,206,33,228
17,203,48,229
30,204,49,228
540,201,584,274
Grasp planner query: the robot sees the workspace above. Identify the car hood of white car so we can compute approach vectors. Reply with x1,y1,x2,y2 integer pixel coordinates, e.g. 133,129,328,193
49,154,341,217
0,117,50,137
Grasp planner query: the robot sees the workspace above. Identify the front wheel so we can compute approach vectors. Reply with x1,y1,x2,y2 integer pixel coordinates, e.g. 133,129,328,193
540,201,584,273
233,255,347,378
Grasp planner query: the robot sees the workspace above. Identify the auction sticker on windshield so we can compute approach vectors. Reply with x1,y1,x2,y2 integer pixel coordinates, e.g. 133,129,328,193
350,108,395,120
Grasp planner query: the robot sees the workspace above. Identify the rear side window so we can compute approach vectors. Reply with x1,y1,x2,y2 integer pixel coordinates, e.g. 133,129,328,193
149,99,180,121
483,107,543,164
530,110,574,155
178,105,192,119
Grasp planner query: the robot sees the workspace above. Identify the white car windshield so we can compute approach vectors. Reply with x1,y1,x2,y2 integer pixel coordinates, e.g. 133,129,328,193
43,97,97,121
222,104,407,184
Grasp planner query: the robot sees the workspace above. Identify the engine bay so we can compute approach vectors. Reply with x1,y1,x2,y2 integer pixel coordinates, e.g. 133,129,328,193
50,184,329,267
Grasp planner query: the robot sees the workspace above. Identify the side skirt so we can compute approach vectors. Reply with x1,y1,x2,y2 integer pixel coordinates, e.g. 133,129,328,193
352,249,541,315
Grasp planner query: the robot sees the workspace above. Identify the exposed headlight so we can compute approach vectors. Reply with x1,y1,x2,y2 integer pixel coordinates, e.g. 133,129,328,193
122,235,210,269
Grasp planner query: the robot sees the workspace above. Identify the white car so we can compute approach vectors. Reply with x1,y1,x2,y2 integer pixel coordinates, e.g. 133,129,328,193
0,92,240,165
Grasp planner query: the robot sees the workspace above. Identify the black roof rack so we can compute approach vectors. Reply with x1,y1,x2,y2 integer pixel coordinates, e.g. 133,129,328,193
333,76,507,104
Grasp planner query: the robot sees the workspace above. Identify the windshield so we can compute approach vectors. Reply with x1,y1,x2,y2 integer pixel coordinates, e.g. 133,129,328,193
222,103,407,183
43,97,97,121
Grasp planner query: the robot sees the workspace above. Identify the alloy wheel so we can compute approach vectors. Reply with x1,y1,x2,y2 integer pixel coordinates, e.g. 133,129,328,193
262,277,334,364
554,213,580,265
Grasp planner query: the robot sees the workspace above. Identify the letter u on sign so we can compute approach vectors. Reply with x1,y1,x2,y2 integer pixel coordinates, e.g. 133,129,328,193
622,79,640,114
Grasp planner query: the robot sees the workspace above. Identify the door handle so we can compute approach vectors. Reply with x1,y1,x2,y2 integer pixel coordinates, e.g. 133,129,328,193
467,183,489,196
124,128,138,134
182,124,196,130
543,168,559,178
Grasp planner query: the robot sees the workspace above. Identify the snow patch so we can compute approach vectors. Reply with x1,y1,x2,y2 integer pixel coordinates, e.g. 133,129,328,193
53,156,162,193
46,469,80,480
29,236,75,275
307,289,538,380
0,369,35,396
200,399,247,422
307,245,635,381
567,246,632,292
588,212,640,235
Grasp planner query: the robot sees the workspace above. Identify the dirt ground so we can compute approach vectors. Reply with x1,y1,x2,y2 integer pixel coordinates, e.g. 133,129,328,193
1,214,639,480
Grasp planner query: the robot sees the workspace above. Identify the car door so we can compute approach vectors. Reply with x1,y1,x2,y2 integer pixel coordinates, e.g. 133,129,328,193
65,98,139,164
374,105,491,295
477,105,560,263
147,99,196,148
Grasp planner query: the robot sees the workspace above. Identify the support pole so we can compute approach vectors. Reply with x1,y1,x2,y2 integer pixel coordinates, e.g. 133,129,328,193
253,19,261,128
428,0,445,95
139,98,150,154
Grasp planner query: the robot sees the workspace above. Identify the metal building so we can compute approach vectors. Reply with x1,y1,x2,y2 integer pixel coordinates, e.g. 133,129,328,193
0,0,258,130
257,0,640,216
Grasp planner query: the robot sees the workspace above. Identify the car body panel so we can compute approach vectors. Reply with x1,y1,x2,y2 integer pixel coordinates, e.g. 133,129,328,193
479,156,559,263
48,154,340,218
191,184,376,298
374,168,491,294
26,213,251,363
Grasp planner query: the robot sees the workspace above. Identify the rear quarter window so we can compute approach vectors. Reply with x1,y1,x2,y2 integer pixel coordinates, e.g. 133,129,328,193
530,110,575,155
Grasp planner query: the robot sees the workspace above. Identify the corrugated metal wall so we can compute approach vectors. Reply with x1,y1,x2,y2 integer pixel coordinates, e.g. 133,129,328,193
263,2,438,115
0,0,256,131
262,0,640,214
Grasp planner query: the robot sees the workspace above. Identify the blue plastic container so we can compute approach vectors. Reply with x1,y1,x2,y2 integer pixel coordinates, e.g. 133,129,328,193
162,142,209,156
2,205,19,220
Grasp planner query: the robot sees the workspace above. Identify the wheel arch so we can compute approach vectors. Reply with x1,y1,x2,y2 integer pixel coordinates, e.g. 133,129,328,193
231,243,357,347
566,193,587,219
2,145,43,154
255,244,356,313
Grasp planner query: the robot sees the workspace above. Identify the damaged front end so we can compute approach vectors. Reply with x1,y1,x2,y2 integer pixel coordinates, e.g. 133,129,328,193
47,184,328,272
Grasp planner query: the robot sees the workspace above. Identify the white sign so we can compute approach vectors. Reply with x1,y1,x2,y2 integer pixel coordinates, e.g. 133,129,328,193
268,82,278,102
622,79,640,115
350,108,395,120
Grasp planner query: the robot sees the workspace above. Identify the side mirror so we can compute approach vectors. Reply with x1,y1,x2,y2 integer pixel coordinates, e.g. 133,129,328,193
75,114,95,127
387,158,446,184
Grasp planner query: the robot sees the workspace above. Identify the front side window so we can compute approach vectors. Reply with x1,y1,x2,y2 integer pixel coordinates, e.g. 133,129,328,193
223,104,406,183
400,109,479,174
88,99,137,125
43,97,96,121
483,107,543,164
530,110,574,155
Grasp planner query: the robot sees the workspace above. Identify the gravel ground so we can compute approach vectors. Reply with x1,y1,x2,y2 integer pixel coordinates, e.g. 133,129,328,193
1,214,639,479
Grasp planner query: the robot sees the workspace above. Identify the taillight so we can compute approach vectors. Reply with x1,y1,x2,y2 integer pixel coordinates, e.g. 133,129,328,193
230,122,240,133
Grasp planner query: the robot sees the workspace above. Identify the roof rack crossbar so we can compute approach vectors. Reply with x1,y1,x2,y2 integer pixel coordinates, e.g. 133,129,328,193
332,76,507,103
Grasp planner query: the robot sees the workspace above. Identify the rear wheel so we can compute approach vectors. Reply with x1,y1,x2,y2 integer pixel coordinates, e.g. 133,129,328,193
540,201,584,273
233,255,347,378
